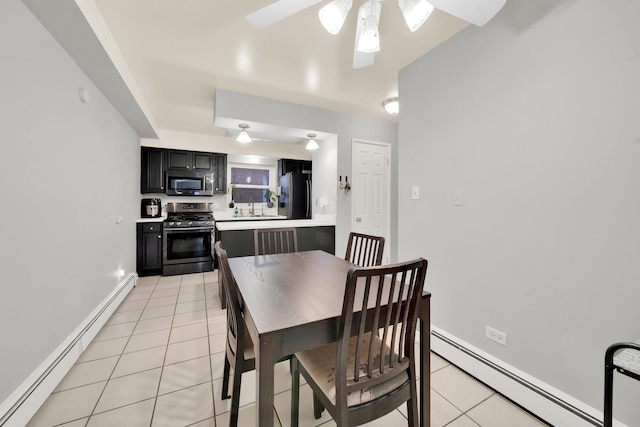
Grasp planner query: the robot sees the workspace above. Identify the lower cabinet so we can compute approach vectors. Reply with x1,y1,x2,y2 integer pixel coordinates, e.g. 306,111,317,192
137,222,163,276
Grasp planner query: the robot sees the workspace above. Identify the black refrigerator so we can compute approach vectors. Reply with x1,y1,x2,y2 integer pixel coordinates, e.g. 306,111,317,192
278,172,311,219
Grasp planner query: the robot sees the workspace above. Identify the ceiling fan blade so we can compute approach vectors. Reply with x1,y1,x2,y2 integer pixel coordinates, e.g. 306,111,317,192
352,2,378,69
429,0,506,26
245,0,325,29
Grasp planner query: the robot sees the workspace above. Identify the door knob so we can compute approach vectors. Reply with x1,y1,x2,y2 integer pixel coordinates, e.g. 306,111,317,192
355,217,362,222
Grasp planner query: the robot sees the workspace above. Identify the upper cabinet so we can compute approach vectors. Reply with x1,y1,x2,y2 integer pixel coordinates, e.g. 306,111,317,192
167,150,213,171
141,147,227,194
141,147,165,193
214,153,227,194
277,158,312,177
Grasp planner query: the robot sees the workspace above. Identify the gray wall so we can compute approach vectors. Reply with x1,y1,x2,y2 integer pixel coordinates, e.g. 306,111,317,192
0,0,139,405
399,0,640,423
215,90,399,259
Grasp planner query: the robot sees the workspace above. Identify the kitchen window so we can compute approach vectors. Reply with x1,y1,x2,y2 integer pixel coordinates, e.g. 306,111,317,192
229,164,275,203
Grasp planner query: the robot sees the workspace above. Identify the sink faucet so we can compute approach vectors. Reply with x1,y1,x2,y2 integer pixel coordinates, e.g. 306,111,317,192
249,197,255,216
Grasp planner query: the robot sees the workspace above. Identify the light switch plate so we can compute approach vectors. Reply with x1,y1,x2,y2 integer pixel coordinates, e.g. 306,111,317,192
412,186,420,200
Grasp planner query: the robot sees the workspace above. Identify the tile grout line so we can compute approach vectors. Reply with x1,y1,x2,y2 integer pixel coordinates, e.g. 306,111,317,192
148,274,185,427
84,277,160,425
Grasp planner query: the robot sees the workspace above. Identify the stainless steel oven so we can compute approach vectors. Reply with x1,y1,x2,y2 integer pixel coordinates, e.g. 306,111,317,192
162,202,214,275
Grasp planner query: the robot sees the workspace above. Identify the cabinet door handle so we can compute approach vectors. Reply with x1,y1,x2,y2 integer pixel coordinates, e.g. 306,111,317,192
355,217,362,222
149,226,154,231
157,235,161,239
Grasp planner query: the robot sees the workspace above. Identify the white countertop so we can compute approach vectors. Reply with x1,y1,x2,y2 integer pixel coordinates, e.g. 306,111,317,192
136,217,164,223
213,211,287,221
215,219,335,231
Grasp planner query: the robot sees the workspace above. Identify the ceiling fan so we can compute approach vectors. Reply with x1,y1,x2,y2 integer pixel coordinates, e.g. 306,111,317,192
245,0,507,69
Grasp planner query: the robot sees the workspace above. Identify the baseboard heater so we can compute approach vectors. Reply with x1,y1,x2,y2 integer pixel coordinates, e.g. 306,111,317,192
0,273,136,427
431,328,609,427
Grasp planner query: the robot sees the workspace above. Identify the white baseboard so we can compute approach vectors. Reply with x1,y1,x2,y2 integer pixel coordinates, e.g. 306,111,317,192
0,273,137,427
430,326,622,427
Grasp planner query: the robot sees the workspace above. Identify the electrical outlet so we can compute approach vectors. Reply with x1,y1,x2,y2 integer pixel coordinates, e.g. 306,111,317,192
486,326,507,346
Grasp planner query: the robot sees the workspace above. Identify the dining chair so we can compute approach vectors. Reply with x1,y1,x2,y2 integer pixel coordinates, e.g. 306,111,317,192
214,241,255,427
345,232,385,267
310,231,387,419
254,227,298,255
604,339,640,426
290,258,428,427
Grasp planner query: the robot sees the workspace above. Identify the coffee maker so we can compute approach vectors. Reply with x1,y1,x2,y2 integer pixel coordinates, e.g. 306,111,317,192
141,198,162,218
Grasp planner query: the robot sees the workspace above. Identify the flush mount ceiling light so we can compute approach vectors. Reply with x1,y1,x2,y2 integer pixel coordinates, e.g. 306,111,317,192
383,97,399,115
236,124,251,144
246,0,507,69
306,133,319,150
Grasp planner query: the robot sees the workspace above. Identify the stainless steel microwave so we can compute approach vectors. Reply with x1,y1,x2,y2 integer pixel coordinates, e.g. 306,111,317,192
165,169,214,196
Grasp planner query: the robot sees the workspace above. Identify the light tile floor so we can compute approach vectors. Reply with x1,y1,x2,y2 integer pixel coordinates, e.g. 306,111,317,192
27,272,550,427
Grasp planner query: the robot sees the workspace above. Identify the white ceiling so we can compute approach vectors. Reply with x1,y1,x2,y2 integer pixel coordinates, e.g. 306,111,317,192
91,0,470,138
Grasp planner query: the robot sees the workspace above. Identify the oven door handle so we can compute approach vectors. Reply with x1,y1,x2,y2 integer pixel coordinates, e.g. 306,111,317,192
164,227,215,232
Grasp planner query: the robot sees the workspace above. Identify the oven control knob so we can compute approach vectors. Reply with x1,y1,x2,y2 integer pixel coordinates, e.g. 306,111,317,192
188,221,193,226
176,221,182,226
169,222,175,226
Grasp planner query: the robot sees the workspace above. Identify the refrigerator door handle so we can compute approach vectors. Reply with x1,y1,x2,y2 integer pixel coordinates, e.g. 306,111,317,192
306,179,310,218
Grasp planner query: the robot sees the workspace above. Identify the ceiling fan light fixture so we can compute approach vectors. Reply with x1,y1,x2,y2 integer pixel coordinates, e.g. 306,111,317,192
357,14,380,53
236,124,251,144
319,0,353,35
306,133,319,150
399,0,434,32
383,97,399,114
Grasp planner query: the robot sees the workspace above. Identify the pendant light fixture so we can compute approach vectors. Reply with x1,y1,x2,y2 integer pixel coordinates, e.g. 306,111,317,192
319,0,353,35
306,133,319,150
236,124,251,144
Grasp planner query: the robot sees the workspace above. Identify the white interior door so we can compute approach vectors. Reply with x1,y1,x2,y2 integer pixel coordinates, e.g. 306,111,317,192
352,139,391,264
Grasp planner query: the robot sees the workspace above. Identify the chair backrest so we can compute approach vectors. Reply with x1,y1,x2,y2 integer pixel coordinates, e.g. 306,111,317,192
254,227,298,255
214,241,245,362
345,232,385,267
335,258,427,405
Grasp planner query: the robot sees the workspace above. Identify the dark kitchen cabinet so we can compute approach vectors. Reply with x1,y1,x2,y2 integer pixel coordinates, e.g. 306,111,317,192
167,150,213,171
141,148,226,195
141,147,165,194
277,158,312,177
214,153,227,194
136,222,163,276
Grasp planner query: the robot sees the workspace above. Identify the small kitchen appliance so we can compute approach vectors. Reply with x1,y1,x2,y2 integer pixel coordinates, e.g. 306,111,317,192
141,198,162,218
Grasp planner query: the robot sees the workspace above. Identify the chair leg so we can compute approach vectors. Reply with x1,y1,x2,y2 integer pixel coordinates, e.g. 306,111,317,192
604,364,614,427
291,356,300,427
406,396,419,427
222,354,231,400
313,394,324,419
229,361,243,427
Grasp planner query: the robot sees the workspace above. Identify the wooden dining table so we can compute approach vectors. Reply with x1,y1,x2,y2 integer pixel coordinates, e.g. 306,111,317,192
228,250,431,426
